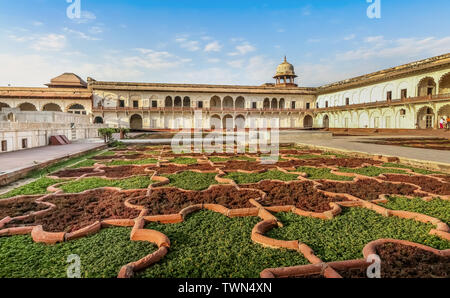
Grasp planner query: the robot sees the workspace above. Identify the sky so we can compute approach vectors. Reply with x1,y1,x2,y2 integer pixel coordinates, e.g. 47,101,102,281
0,0,450,87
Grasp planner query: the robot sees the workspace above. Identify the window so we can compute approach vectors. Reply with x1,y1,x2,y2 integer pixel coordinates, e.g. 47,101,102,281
427,87,433,96
401,89,407,99
133,101,139,108
316,102,319,109
152,101,158,108
325,101,329,108
197,101,203,108
305,103,310,110
22,138,28,149
252,102,257,109
119,100,125,108
345,98,350,105
400,109,406,116
291,102,296,109
1,140,6,152
387,91,392,101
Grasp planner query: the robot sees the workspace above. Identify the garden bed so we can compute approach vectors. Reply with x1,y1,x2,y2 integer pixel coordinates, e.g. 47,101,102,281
4,189,143,233
91,165,149,178
156,163,216,174
129,186,261,215
317,179,422,201
0,197,48,219
380,174,450,195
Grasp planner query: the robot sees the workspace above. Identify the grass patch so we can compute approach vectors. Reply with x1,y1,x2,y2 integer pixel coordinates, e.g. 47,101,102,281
59,176,154,193
381,163,444,175
1,178,63,199
164,171,218,191
267,207,450,263
106,158,158,166
168,157,198,165
26,150,104,178
288,154,328,160
379,196,450,225
338,166,408,177
137,211,308,278
224,170,299,184
99,151,115,156
293,167,353,181
70,159,97,169
209,156,256,163
0,227,157,278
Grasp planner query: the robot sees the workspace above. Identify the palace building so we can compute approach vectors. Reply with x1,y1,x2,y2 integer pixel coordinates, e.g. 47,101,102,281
1,54,450,137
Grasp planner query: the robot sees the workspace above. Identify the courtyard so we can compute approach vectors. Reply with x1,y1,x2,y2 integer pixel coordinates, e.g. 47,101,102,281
0,143,449,278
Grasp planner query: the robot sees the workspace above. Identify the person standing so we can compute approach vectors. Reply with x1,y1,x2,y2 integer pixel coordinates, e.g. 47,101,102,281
447,116,450,130
440,117,445,129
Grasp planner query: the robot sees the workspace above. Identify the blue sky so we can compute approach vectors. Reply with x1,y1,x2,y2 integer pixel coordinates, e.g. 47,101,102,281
1,0,450,87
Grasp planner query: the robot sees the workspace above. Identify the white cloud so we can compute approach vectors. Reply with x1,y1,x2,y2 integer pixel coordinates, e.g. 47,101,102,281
204,41,222,52
227,60,245,68
89,26,103,35
207,58,220,63
228,42,256,56
32,21,43,26
124,49,191,70
63,27,100,41
71,10,97,24
343,34,356,41
175,37,200,51
30,34,67,51
337,36,450,61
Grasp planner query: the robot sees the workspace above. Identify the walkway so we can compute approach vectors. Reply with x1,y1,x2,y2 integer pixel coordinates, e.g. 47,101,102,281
0,140,104,174
296,135,450,166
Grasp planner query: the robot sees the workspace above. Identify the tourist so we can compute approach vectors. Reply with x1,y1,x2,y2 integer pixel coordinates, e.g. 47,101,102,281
447,116,450,130
439,117,444,129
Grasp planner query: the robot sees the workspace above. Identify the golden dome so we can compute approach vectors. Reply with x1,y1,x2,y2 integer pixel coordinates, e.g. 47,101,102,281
274,57,297,78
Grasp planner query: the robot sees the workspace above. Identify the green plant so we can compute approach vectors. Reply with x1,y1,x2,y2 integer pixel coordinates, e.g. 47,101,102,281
137,211,308,278
98,128,116,143
106,158,158,166
169,157,198,165
293,167,353,181
60,176,154,193
381,163,444,175
70,159,97,169
267,207,450,263
224,170,299,184
338,166,408,177
0,227,156,278
1,178,63,199
288,154,328,160
379,196,450,225
108,140,125,148
209,156,256,163
164,171,218,191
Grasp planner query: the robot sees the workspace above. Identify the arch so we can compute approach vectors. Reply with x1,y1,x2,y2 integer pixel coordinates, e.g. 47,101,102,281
165,96,173,107
0,102,10,111
130,114,143,130
359,88,370,104
18,102,37,111
210,96,221,109
222,114,233,130
370,86,382,102
438,104,450,126
42,103,62,112
183,96,191,108
223,96,233,109
67,104,86,115
235,96,245,109
323,115,329,128
358,112,369,128
271,98,277,109
174,96,182,107
94,116,104,124
303,115,313,128
210,114,221,129
263,98,270,109
398,81,410,99
417,77,436,97
279,98,285,109
439,72,450,94
7,112,15,122
369,110,381,128
382,109,394,129
416,106,434,129
235,115,246,129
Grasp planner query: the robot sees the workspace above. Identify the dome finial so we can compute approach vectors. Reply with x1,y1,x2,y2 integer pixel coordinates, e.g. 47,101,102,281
284,56,287,62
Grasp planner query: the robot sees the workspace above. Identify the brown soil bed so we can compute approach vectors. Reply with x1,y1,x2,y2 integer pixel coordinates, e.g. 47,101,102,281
337,243,450,278
90,165,149,178
363,138,450,151
0,197,48,220
317,179,422,201
129,186,261,215
432,175,450,183
156,164,217,174
241,181,347,212
274,158,382,169
279,150,323,155
4,189,142,233
52,168,96,178
380,174,450,195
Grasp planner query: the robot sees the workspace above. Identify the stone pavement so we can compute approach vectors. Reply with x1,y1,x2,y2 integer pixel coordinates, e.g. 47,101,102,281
296,135,450,166
0,140,104,174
